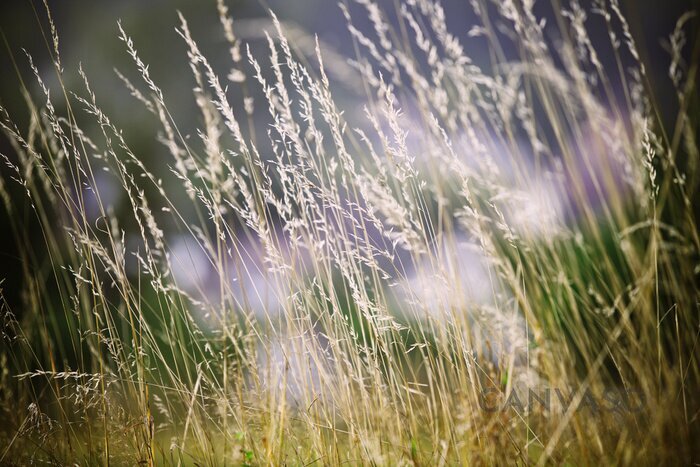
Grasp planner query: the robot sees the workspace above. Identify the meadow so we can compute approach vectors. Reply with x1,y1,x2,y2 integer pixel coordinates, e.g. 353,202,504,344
0,0,698,464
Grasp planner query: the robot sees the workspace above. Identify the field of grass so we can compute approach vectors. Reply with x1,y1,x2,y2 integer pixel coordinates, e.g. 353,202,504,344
0,0,698,464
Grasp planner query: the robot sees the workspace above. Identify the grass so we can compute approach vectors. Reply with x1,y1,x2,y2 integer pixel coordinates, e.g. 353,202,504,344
0,0,699,464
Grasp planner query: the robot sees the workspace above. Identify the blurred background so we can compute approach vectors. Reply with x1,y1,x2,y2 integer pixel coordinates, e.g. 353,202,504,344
0,0,697,313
